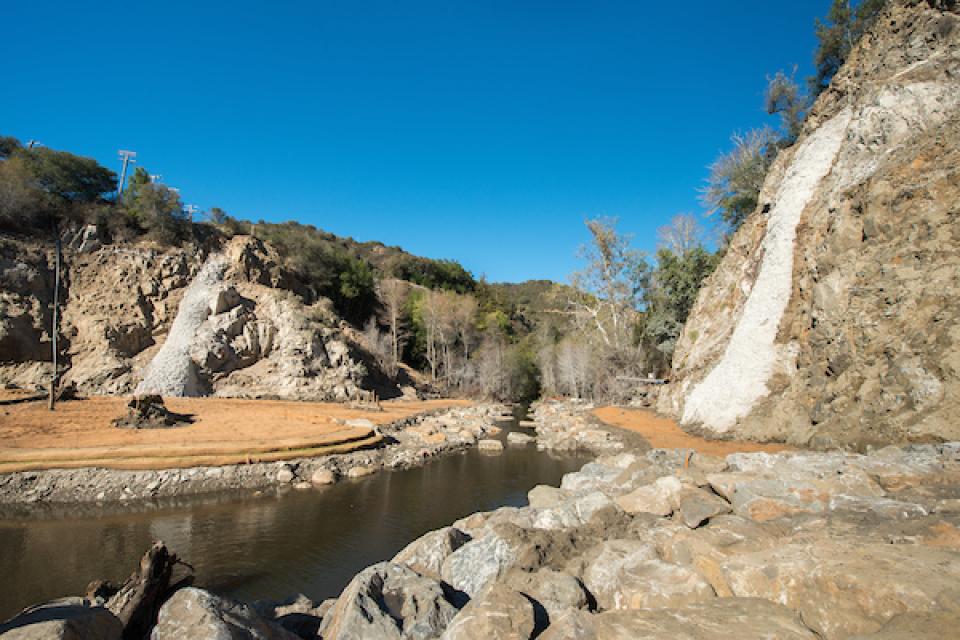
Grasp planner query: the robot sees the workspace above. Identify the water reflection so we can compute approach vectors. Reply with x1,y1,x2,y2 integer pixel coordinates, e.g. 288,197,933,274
0,411,590,619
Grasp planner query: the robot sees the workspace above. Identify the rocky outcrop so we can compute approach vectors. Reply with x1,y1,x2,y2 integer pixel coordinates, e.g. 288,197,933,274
660,0,960,448
0,234,389,401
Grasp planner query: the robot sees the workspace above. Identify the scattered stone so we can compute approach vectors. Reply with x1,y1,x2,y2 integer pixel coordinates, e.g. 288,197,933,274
310,469,337,486
276,467,295,484
345,465,376,478
507,432,535,445
478,439,504,453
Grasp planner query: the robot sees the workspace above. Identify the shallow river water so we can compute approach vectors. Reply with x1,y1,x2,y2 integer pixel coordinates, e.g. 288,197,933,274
0,407,591,619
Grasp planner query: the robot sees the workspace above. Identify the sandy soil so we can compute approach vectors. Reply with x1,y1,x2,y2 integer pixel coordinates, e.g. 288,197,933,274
0,397,470,471
593,406,792,456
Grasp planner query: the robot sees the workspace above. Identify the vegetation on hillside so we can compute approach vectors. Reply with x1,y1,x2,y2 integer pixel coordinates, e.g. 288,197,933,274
703,0,887,236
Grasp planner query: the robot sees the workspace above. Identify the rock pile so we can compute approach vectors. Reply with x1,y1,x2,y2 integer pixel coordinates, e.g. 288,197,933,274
531,400,627,453
10,437,956,638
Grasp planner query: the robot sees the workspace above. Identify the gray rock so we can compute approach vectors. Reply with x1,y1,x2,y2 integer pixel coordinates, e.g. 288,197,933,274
615,476,683,516
151,588,298,640
440,584,535,640
442,532,518,596
539,597,817,639
507,432,535,445
478,439,504,453
527,485,567,509
318,562,460,640
675,486,732,528
721,541,960,638
560,463,621,494
392,527,472,579
502,569,592,623
310,469,337,486
0,598,122,640
578,540,659,610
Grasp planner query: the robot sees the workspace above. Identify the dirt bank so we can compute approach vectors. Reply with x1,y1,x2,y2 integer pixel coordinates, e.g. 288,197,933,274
0,397,469,471
0,401,499,506
593,406,792,456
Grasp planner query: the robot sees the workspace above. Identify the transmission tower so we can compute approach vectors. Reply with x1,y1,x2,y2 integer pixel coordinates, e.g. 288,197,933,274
117,150,137,197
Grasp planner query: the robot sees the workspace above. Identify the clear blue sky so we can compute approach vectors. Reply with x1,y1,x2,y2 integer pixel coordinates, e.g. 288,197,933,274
2,1,824,283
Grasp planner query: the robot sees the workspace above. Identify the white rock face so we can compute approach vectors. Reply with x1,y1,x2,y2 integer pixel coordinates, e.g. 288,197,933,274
137,254,227,396
681,109,852,432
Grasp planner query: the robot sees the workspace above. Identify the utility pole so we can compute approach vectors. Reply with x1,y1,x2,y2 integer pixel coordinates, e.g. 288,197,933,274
48,224,61,411
184,204,199,220
117,150,137,198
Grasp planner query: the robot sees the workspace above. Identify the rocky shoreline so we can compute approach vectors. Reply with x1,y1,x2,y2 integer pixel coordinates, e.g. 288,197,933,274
0,404,505,507
5,400,959,638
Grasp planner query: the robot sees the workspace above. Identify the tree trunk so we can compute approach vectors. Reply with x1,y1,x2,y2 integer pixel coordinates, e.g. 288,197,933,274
106,542,192,639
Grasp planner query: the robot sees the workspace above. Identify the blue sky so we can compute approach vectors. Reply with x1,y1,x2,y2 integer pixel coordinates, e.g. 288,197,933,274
2,1,824,283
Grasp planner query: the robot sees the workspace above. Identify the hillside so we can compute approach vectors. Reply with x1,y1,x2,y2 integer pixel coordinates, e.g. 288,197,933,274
0,233,402,400
659,0,960,448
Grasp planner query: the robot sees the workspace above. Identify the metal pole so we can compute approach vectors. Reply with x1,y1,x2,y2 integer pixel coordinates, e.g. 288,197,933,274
49,227,61,411
117,150,137,198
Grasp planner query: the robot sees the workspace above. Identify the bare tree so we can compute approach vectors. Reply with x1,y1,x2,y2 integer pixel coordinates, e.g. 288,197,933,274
657,213,705,255
569,217,646,352
377,278,407,376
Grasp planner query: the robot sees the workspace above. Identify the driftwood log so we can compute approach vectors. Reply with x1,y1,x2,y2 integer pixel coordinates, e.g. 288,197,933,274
104,541,193,639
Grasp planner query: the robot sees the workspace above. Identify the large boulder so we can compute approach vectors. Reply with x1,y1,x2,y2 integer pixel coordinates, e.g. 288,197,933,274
392,527,472,580
318,563,460,640
539,597,817,639
150,588,298,640
721,541,960,638
614,476,683,516
441,532,518,597
0,598,122,640
502,569,592,624
440,585,536,640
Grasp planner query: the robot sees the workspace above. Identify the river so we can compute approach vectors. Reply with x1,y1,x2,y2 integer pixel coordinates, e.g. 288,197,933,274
0,406,591,620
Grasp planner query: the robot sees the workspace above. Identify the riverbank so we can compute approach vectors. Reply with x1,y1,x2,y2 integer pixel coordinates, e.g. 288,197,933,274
4,400,959,638
0,400,503,506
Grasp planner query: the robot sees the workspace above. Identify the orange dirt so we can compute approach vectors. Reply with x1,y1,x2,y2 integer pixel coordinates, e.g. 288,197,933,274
593,406,793,456
0,397,470,472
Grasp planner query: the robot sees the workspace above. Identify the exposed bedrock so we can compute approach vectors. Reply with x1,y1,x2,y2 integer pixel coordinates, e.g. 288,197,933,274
660,0,960,448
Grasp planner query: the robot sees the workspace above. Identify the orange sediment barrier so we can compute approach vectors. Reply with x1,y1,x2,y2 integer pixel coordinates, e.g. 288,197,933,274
593,406,793,457
0,396,469,472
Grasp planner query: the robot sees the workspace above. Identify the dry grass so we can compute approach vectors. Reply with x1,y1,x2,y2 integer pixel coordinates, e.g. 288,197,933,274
0,397,470,472
593,406,793,456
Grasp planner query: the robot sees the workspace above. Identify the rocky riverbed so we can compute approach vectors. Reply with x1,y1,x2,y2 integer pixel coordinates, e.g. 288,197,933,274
0,404,505,507
3,401,960,639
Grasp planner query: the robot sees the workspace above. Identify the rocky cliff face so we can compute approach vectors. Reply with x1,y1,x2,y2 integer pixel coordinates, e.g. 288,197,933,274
660,0,960,449
0,234,385,401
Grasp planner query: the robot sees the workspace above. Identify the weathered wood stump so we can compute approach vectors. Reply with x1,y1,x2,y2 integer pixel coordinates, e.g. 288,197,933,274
105,541,193,639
